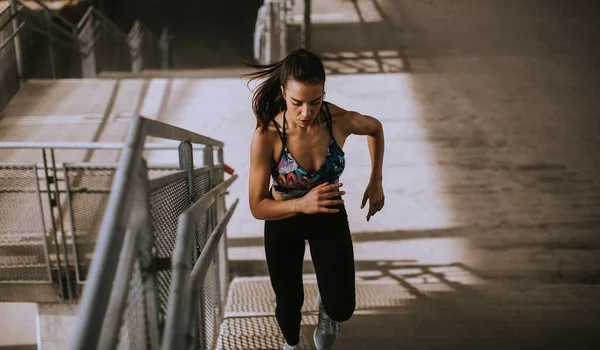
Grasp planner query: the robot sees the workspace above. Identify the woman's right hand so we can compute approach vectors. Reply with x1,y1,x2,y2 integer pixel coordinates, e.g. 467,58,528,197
296,182,345,214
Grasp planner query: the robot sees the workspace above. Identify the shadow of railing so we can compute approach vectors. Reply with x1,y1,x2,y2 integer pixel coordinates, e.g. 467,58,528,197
305,0,411,74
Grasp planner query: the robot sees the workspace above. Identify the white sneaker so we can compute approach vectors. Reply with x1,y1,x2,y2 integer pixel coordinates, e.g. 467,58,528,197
313,294,341,350
283,341,303,350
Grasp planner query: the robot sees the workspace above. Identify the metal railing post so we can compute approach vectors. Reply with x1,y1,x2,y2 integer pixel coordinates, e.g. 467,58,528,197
44,8,57,78
279,0,288,59
178,140,199,347
178,141,195,203
199,145,215,350
159,27,171,69
216,148,229,311
9,0,24,84
136,158,162,350
41,149,65,300
303,0,311,50
129,22,144,73
265,0,282,63
78,15,97,78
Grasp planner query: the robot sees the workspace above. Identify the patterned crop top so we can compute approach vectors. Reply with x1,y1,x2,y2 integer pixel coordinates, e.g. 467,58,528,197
271,102,345,199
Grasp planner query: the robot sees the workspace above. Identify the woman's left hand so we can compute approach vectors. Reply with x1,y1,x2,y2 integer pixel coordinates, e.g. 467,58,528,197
361,179,385,222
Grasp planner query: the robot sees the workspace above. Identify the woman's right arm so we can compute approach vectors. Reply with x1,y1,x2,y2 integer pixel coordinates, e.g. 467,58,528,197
248,129,344,221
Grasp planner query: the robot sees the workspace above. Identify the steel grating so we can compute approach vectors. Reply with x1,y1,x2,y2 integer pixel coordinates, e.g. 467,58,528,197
216,314,319,350
117,259,149,350
0,165,51,282
225,277,416,316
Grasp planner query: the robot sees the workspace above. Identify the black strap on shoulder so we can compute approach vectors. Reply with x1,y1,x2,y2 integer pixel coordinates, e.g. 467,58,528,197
323,102,334,134
273,111,286,144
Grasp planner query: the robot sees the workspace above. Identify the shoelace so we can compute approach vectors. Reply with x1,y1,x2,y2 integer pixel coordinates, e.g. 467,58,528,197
318,313,341,334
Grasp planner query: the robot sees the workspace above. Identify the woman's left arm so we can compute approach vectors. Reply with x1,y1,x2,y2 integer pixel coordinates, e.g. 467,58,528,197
344,111,385,221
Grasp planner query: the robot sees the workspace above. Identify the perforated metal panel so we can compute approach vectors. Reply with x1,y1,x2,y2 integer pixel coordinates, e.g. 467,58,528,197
117,259,149,350
0,165,51,282
0,7,19,113
65,166,115,282
201,253,220,350
150,177,190,319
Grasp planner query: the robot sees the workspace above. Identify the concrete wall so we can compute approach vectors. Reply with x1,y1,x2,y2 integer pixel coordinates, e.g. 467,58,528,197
0,303,37,347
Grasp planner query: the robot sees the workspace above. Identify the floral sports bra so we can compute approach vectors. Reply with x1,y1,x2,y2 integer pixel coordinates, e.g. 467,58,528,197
271,102,345,199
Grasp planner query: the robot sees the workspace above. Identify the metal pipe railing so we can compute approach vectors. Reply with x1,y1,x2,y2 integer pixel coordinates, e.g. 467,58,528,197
70,116,147,349
69,115,237,350
20,0,77,31
1,0,167,97
0,142,206,150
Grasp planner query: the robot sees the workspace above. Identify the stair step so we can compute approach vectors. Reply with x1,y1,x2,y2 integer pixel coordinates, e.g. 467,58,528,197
217,276,600,349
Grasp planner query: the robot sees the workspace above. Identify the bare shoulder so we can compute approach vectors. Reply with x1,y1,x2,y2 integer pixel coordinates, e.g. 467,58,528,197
325,102,352,119
251,117,283,157
325,102,363,134
325,102,381,136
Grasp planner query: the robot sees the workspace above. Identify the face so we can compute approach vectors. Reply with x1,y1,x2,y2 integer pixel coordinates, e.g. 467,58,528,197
281,79,324,128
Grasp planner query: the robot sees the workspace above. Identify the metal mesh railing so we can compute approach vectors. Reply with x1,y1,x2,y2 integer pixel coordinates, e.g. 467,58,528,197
0,1,169,113
0,164,52,283
254,0,295,64
0,6,20,112
65,165,115,282
129,20,162,72
116,259,150,350
65,164,181,284
81,11,132,73
66,117,238,350
0,142,185,304
150,175,191,321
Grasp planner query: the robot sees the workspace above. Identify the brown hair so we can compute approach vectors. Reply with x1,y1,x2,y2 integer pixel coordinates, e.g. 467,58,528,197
243,48,326,133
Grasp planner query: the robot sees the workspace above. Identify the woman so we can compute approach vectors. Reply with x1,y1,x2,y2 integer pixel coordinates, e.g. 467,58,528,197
245,48,385,350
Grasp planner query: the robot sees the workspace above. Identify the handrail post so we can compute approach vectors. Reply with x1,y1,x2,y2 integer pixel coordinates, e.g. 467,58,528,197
9,0,24,85
129,21,144,73
265,0,282,63
44,8,57,78
78,14,97,78
216,148,229,310
178,141,195,204
159,27,171,69
136,158,162,350
303,0,311,50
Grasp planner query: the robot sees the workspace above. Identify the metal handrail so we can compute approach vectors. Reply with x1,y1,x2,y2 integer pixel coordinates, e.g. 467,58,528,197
0,142,206,150
19,0,77,30
0,5,10,17
14,4,84,44
77,6,129,43
0,1,84,55
70,115,232,349
0,8,18,31
0,21,25,51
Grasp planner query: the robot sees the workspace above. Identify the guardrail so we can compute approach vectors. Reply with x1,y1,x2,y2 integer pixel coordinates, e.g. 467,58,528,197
67,116,239,350
0,0,170,111
0,142,190,302
254,0,295,64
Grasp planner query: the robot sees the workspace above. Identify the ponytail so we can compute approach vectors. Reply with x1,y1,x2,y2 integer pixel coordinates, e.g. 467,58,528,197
243,48,326,133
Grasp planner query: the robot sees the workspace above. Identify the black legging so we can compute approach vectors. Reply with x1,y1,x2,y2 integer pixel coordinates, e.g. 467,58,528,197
264,197,356,345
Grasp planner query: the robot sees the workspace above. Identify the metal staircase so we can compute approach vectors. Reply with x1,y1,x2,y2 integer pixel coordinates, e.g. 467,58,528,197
0,1,241,349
